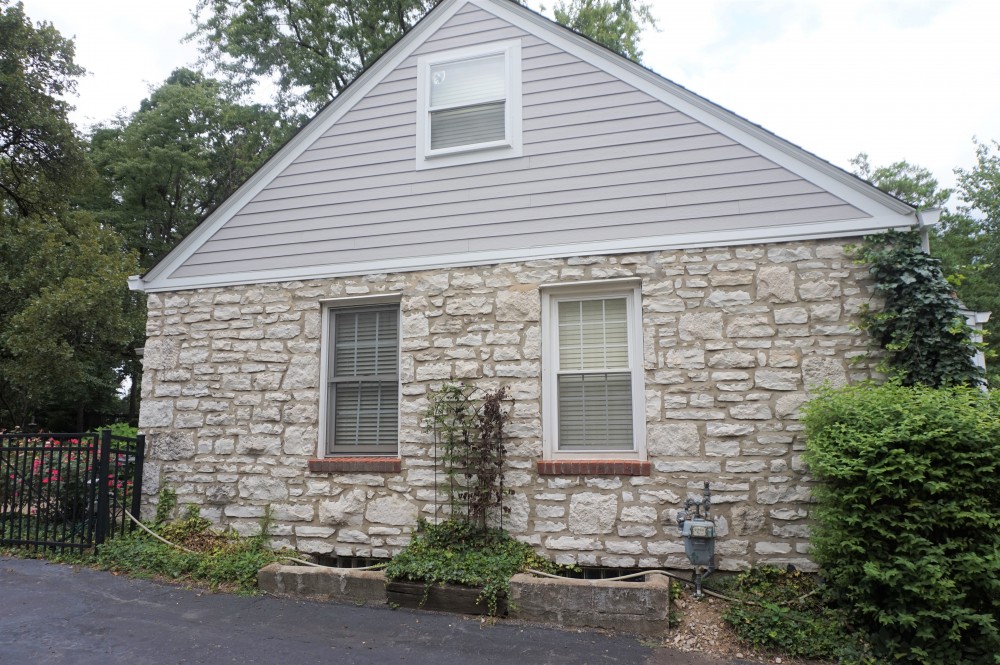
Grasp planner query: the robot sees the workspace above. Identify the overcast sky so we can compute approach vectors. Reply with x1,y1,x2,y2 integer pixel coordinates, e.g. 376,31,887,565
26,0,1000,194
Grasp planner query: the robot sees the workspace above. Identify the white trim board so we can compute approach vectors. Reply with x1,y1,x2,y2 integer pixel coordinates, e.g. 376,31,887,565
132,214,909,293
131,0,916,294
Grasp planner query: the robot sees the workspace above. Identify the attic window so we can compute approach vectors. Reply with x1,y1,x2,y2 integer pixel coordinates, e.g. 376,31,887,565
416,40,522,170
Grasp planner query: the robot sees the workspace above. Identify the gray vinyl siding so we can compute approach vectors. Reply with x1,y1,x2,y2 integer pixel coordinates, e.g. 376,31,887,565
170,4,870,280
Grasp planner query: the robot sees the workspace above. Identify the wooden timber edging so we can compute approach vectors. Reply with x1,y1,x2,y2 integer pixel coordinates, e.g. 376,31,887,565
258,564,671,637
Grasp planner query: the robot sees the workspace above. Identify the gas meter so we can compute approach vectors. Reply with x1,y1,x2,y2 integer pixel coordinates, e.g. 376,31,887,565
676,482,716,597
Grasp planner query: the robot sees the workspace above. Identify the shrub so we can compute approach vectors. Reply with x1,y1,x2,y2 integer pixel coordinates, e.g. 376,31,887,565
714,567,869,661
384,519,558,615
804,382,1000,664
95,507,281,594
853,230,983,388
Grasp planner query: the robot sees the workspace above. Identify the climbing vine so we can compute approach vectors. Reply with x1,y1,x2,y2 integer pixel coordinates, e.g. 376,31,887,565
854,229,983,387
424,384,513,530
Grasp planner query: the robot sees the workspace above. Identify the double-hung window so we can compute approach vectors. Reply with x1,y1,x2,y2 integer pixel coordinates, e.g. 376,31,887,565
416,40,522,169
542,282,646,459
324,305,399,455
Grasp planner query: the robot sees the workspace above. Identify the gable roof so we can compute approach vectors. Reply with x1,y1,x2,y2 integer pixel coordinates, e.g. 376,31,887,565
131,0,916,293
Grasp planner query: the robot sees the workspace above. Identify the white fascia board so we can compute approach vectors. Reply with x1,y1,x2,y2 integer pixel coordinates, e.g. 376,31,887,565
135,0,469,292
136,214,909,293
474,0,915,219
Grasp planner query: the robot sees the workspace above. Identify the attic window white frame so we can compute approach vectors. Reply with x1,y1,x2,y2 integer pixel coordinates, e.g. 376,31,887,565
415,40,522,170
541,280,647,461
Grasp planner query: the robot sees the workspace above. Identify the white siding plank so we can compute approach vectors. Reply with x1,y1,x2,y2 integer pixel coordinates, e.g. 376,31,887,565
170,6,868,282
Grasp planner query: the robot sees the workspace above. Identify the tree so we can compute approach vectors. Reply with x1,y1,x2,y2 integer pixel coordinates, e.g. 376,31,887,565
0,3,139,430
0,211,140,430
849,152,952,210
551,0,656,63
191,0,436,113
851,149,1000,385
0,1,88,215
83,68,290,270
190,0,656,114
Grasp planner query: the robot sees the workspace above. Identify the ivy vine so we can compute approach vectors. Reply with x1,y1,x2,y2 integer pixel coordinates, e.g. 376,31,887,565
854,229,983,387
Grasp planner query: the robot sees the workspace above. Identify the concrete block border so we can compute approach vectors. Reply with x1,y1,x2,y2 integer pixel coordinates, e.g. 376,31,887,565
258,563,387,605
258,564,671,637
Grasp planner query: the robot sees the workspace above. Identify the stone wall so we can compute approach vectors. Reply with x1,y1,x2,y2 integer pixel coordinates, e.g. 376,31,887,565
138,239,874,571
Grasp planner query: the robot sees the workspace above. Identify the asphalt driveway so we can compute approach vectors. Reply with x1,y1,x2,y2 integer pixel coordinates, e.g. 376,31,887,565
0,557,744,664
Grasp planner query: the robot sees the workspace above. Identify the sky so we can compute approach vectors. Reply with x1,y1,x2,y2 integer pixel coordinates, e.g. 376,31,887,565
25,0,1000,194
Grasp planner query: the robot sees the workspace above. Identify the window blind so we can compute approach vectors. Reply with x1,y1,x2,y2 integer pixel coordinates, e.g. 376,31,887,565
429,53,506,150
556,297,634,451
329,308,398,453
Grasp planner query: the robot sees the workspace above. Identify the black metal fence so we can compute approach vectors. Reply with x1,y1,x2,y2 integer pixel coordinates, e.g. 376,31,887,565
0,430,145,551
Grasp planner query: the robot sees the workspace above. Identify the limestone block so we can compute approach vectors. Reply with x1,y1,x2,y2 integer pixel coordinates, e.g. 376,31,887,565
365,495,418,527
536,505,566,518
149,432,195,460
445,296,491,315
319,489,366,526
731,506,766,535
799,280,841,301
653,461,720,473
283,403,318,424
174,412,205,428
139,401,173,428
205,484,238,504
730,404,772,420
756,266,796,303
638,490,681,504
402,313,429,338
809,303,841,321
774,307,808,324
237,435,281,456
755,542,792,555
755,370,799,391
618,524,657,538
282,356,318,389
568,493,618,535
415,363,452,381
266,324,301,339
502,492,530,533
666,348,706,369
544,536,603,550
704,290,752,309
238,476,288,501
766,246,812,263
679,312,723,340
705,422,753,437
144,337,179,370
620,506,657,523
801,356,848,390
496,290,540,322
775,393,809,418
726,460,766,473
756,485,812,505
647,423,701,456
768,350,800,368
707,351,756,369
726,315,775,338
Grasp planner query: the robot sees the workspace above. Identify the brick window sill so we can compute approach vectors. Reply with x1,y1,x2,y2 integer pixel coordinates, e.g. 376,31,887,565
537,460,650,476
309,457,402,473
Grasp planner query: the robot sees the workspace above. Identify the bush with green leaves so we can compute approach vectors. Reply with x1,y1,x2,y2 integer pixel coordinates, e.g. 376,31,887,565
853,230,983,387
713,567,869,662
384,519,559,615
804,382,1000,664
94,505,282,593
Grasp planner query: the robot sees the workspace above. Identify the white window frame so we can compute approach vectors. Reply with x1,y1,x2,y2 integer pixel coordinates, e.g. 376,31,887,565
318,294,402,457
541,280,646,461
415,40,522,170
